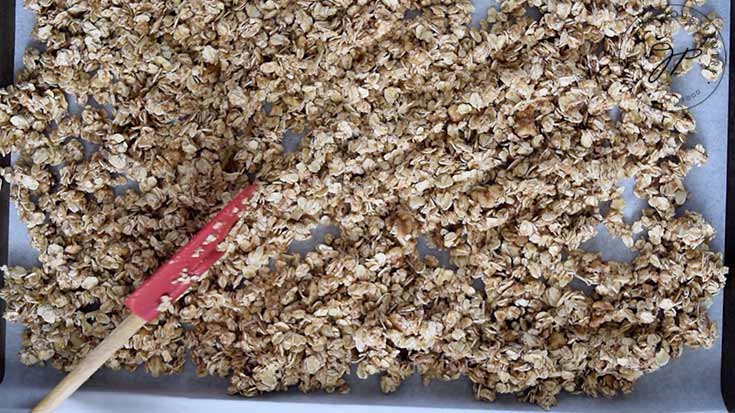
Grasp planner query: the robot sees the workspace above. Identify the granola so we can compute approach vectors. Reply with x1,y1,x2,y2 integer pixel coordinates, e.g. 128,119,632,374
0,0,727,409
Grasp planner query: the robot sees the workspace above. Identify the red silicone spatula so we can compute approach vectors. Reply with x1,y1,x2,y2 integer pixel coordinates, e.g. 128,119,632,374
32,184,258,413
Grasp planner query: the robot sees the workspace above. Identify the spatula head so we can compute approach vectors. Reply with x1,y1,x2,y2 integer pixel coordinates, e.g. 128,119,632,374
124,184,257,321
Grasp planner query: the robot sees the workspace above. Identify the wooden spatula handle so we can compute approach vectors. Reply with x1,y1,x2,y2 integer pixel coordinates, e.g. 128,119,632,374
32,314,147,413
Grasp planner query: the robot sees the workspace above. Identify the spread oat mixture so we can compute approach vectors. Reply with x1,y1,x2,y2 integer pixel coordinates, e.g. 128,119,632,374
0,0,728,408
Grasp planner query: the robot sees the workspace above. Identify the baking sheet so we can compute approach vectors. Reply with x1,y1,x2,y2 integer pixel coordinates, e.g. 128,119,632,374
0,0,731,412
0,0,16,388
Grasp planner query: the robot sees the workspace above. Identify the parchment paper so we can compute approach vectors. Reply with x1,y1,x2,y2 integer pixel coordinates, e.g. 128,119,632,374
1,0,730,412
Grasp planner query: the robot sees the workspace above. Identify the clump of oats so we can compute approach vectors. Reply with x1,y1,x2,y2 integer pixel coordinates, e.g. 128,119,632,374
0,0,727,409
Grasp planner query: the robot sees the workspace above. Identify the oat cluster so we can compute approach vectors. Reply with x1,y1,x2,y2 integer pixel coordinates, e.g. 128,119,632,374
0,0,728,408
